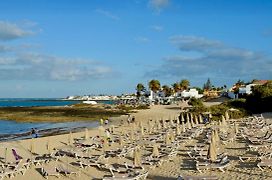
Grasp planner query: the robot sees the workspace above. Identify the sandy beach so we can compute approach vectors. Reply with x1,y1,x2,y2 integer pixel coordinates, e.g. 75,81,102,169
0,104,272,180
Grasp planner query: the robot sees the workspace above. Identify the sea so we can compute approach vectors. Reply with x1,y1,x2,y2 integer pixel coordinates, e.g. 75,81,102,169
0,98,114,107
0,98,114,141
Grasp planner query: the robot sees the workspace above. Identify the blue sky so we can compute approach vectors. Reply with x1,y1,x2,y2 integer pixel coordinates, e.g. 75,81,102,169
0,0,271,97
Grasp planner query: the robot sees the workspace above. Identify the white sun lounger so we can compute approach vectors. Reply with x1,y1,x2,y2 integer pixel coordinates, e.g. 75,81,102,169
103,170,148,180
177,175,218,180
42,166,60,179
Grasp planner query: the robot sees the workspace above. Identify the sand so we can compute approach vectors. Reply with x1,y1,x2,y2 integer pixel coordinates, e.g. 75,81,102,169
0,104,272,180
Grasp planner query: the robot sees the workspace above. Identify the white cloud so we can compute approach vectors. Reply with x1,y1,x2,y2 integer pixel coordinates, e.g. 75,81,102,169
95,9,120,21
149,0,170,12
0,44,12,53
146,35,272,84
151,25,163,31
0,53,114,81
135,36,151,43
169,35,223,52
0,21,34,41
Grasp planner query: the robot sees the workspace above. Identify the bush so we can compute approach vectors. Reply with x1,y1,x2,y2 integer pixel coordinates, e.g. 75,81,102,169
246,82,272,113
188,97,204,107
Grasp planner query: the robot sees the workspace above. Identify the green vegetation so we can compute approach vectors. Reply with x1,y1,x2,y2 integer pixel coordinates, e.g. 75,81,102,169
209,101,249,121
0,103,149,123
136,83,145,98
203,78,212,90
172,82,181,93
148,79,161,92
116,104,150,112
189,97,249,121
188,97,207,113
180,79,190,90
162,85,173,97
246,81,272,113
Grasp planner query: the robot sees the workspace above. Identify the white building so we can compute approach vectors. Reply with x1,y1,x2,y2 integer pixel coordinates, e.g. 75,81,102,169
239,84,256,95
180,89,203,99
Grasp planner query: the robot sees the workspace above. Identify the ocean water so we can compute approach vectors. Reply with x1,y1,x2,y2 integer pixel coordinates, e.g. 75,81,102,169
0,119,99,135
0,98,81,107
0,98,114,141
0,98,114,107
0,119,99,141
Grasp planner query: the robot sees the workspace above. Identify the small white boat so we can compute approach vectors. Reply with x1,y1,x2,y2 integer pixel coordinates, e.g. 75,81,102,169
82,100,97,105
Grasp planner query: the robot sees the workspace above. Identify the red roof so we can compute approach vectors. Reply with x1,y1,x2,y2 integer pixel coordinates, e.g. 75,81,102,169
252,80,269,85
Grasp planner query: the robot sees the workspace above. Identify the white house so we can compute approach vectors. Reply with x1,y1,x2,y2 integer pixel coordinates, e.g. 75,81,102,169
239,84,255,95
180,89,203,99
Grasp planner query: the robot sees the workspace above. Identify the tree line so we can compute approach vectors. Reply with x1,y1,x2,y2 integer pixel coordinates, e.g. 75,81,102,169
136,79,190,98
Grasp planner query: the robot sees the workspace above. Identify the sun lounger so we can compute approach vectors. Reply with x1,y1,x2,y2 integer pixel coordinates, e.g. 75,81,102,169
2,168,17,178
103,170,148,180
177,175,218,180
101,163,121,176
239,155,259,162
257,158,272,170
42,166,60,179
31,156,51,166
248,144,271,151
142,156,162,167
74,158,102,169
196,157,231,173
11,149,23,161
56,164,79,176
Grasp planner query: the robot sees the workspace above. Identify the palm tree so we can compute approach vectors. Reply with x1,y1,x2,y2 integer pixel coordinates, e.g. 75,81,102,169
148,80,161,92
136,83,145,98
234,79,245,94
172,82,181,93
180,79,190,91
162,85,173,97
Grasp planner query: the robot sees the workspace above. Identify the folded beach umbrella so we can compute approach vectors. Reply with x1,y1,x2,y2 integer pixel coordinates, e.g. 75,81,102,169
148,120,153,133
187,119,192,130
190,113,194,122
169,116,174,126
152,144,160,157
119,135,123,147
181,113,185,122
186,113,190,122
221,115,226,126
177,115,180,125
5,147,8,163
214,129,220,146
162,119,166,129
141,125,145,136
120,127,125,136
170,131,175,142
30,138,34,154
225,111,230,121
85,128,89,140
194,115,199,125
176,123,181,135
130,131,135,141
207,131,217,162
190,118,195,128
46,137,51,154
134,147,142,167
181,121,186,133
165,133,171,145
234,122,239,134
68,131,73,145
157,120,162,130
110,125,114,133
199,114,203,124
